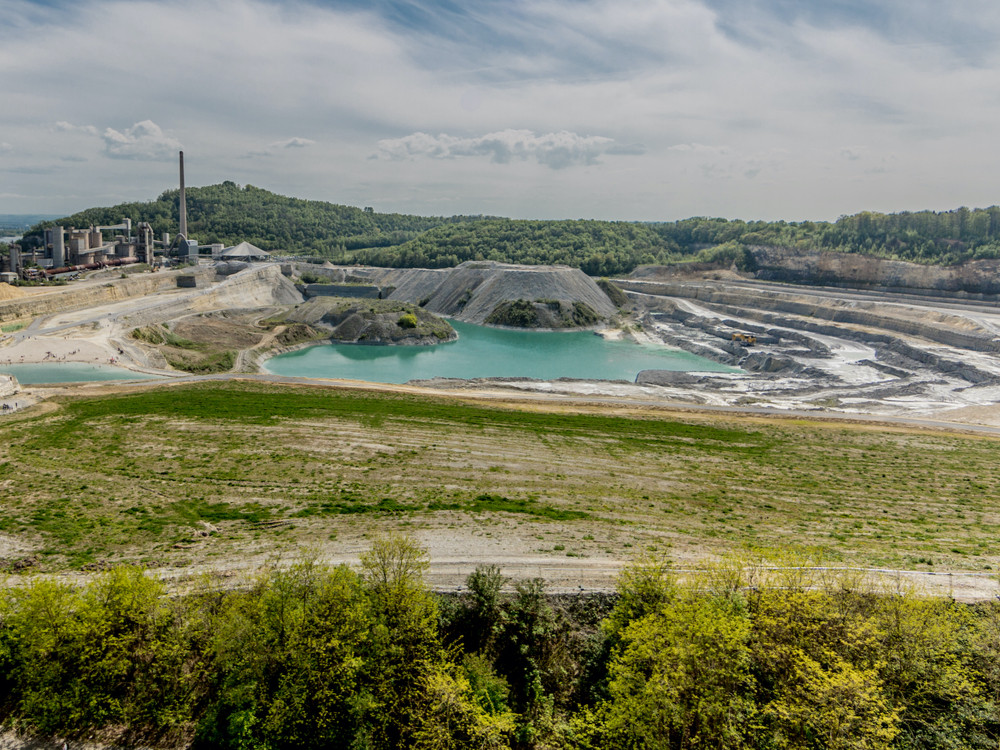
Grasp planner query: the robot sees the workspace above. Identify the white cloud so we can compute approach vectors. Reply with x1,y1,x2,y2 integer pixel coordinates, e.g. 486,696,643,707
3,0,1000,218
278,137,314,149
0,142,12,154
102,120,182,161
375,129,628,169
54,121,98,136
669,143,732,156
243,137,317,158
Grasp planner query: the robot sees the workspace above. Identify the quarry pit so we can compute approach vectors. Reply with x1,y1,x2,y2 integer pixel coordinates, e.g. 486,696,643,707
2,258,1000,599
2,258,1000,429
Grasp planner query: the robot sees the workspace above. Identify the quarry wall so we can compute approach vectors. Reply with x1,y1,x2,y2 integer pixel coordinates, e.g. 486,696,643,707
0,268,216,323
117,264,303,329
619,279,1000,353
751,248,1000,297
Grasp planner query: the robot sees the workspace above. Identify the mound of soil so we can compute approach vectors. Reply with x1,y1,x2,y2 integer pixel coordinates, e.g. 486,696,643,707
0,284,26,301
131,311,270,374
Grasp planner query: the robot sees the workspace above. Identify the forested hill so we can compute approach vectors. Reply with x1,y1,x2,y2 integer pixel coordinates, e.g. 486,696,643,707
21,182,1000,275
21,182,490,256
352,208,1000,275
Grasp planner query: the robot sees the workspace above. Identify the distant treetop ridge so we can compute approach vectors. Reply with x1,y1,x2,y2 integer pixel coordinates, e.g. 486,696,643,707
22,182,1000,274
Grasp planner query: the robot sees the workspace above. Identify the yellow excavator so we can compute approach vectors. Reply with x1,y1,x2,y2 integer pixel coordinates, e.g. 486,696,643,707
732,332,757,346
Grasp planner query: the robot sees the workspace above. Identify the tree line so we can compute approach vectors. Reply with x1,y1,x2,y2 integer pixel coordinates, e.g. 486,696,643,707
19,183,1000,272
1,535,998,749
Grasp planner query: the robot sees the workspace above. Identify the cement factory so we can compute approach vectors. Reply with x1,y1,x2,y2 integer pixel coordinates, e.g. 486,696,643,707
3,152,260,282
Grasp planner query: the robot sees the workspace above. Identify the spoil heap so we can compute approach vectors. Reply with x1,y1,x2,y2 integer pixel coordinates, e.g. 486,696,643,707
381,261,619,327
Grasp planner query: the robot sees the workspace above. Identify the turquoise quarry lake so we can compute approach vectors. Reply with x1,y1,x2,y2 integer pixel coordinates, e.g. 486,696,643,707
264,320,735,384
0,363,163,385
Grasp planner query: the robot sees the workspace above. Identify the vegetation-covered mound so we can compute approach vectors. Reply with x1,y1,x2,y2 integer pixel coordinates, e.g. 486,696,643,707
20,182,1000,274
281,298,455,345
131,311,326,374
20,182,489,257
131,320,244,374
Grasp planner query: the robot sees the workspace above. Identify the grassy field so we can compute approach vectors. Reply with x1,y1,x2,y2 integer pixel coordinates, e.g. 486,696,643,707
0,380,998,575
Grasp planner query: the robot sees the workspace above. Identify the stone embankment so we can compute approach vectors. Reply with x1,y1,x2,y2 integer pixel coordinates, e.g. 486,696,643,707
0,374,18,398
748,246,1000,297
116,264,303,330
0,267,216,324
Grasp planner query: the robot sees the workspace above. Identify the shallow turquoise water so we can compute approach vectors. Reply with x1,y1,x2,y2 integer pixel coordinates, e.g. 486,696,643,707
0,363,163,385
264,320,736,384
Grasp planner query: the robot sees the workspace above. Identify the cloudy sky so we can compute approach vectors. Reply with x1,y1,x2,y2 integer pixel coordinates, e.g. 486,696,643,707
2,0,1000,221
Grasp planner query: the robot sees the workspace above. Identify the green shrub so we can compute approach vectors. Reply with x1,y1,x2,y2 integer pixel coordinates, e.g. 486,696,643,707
0,568,193,736
596,279,629,308
571,302,600,326
165,350,236,374
131,326,165,345
485,300,539,327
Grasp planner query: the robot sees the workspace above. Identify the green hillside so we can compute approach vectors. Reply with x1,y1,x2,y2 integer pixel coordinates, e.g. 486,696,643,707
20,182,488,257
21,182,1000,273
349,209,1000,274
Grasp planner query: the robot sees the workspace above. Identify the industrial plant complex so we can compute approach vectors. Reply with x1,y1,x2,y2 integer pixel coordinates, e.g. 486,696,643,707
3,152,269,283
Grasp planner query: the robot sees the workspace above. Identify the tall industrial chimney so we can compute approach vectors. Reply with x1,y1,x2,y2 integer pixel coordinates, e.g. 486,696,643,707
178,150,187,239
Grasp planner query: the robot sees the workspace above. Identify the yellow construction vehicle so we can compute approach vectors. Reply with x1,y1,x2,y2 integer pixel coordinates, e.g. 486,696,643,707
732,332,757,346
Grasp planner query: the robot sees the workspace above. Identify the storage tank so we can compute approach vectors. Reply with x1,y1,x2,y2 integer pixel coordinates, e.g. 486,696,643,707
50,226,65,268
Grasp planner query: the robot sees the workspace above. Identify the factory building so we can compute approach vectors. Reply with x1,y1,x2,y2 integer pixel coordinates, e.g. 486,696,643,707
37,219,163,274
7,152,274,281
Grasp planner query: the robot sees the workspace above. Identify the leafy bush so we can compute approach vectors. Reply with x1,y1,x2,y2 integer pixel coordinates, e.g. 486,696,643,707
131,326,165,345
0,568,193,737
485,300,539,327
570,302,600,326
596,279,629,308
2,546,1000,749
